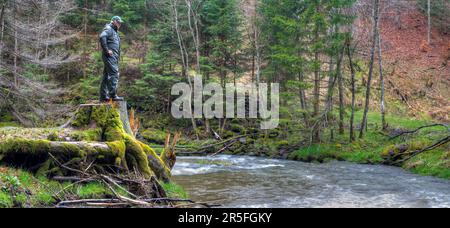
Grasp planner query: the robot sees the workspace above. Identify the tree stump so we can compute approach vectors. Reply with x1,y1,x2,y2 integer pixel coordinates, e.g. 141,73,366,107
116,101,134,137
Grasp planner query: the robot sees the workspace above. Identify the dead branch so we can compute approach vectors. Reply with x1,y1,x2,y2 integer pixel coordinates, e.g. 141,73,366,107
45,153,214,208
390,124,449,140
209,140,239,157
392,135,450,165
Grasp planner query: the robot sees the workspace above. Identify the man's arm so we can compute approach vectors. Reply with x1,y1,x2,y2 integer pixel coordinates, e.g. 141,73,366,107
99,26,112,56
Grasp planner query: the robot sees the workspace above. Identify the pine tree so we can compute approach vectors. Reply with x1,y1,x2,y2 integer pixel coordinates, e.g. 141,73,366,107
259,0,355,142
200,0,243,87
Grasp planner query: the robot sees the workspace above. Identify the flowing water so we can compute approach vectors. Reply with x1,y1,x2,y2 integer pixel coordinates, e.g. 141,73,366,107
172,155,450,208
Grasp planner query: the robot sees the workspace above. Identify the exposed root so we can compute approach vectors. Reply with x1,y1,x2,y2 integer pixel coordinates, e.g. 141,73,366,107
0,101,175,183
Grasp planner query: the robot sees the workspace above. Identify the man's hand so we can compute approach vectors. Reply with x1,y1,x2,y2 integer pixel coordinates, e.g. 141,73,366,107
107,50,113,57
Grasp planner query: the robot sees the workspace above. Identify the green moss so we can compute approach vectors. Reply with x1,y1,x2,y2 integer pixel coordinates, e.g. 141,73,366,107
59,142,86,157
90,106,110,127
381,140,431,161
276,140,289,149
105,127,125,142
230,124,246,134
159,182,189,199
72,105,125,142
71,108,92,128
141,129,167,144
382,145,401,158
47,132,59,141
92,105,126,141
106,141,126,166
0,138,52,155
139,141,171,182
124,135,153,178
70,128,102,141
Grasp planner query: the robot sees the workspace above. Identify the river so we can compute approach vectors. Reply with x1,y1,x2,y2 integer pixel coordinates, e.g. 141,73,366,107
172,155,450,208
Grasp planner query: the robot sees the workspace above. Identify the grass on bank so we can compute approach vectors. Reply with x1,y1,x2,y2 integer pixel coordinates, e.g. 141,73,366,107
288,111,450,179
159,182,189,199
0,167,118,208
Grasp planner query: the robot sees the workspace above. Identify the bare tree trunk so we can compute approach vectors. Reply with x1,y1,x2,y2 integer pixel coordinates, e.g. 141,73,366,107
35,8,43,61
427,0,431,44
251,38,255,82
186,0,210,135
249,4,259,83
312,28,321,143
44,16,53,76
377,25,387,131
0,2,5,66
337,48,345,135
298,73,308,125
347,41,356,142
83,0,88,78
326,55,335,142
13,0,18,88
141,0,149,64
185,0,200,73
171,0,199,140
360,0,379,139
254,14,262,86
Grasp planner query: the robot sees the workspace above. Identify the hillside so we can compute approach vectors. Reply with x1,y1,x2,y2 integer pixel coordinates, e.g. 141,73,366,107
357,2,449,121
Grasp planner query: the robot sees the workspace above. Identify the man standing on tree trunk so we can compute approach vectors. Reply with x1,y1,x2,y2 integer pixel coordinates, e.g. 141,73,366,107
99,16,124,102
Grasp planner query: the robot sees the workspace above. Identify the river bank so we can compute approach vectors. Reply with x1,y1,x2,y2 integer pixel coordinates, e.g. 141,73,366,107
287,113,449,179
289,112,449,179
147,111,449,180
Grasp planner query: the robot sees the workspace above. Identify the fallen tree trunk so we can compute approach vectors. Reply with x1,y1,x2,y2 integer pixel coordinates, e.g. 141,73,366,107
391,135,450,165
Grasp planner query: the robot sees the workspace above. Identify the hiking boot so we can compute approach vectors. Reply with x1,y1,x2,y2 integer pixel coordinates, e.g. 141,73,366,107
112,96,124,101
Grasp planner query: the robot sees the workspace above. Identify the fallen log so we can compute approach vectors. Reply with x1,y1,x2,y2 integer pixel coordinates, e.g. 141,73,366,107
173,134,250,156
55,198,215,208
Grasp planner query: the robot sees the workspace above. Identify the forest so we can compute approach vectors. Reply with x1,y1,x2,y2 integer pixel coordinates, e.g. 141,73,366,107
0,0,449,208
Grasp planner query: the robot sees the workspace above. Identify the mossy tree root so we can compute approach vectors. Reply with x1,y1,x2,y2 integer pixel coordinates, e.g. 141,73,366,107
0,102,173,182
0,139,118,175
